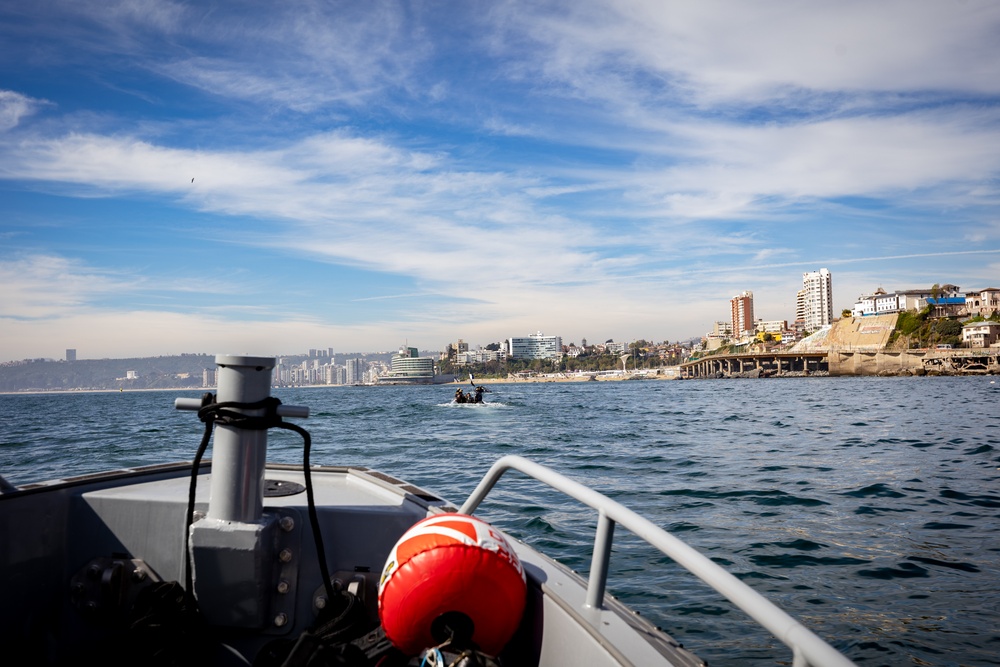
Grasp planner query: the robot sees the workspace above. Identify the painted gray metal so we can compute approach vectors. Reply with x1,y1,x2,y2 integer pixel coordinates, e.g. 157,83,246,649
208,354,277,523
460,455,856,667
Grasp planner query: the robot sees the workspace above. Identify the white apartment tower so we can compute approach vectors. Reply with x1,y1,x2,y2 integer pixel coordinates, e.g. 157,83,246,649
507,332,563,360
799,268,833,332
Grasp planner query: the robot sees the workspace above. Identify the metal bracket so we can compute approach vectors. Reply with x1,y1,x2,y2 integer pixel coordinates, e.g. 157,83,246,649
69,556,162,622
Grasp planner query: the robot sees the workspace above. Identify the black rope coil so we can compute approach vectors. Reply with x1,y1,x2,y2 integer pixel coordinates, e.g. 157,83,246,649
183,393,336,616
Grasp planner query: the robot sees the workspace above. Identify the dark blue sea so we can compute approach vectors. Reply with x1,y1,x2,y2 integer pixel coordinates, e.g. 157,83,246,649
2,377,999,666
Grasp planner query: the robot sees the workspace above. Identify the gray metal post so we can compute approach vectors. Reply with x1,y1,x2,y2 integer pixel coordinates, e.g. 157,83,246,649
586,510,615,609
208,354,275,523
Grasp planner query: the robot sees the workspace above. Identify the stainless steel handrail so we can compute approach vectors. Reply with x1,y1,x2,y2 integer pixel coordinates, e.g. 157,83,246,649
459,455,855,667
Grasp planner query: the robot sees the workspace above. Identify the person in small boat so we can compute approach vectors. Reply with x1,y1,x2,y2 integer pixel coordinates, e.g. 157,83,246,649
454,388,467,404
473,385,486,403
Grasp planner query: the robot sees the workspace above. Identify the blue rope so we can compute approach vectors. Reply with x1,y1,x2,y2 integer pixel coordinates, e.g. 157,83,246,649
420,647,444,667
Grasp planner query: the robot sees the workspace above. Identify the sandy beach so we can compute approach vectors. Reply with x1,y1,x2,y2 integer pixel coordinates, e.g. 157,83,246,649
452,369,681,384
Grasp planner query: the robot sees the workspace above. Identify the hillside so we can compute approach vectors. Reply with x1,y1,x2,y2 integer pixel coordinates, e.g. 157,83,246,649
0,355,217,392
0,351,403,392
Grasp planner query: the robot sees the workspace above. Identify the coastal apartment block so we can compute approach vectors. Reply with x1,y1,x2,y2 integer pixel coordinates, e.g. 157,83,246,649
963,321,1000,347
443,332,566,364
721,269,831,346
454,348,507,365
850,284,1000,319
965,288,1000,318
851,284,961,317
730,291,754,337
797,268,833,332
442,339,470,360
507,332,563,360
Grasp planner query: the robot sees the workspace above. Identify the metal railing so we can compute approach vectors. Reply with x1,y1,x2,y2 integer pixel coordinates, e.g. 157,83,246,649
460,455,855,667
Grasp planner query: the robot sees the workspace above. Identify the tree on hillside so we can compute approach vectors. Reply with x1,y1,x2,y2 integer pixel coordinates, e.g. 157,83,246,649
933,319,963,347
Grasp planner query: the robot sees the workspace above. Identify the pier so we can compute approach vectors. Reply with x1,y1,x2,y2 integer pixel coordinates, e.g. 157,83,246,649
681,348,1000,378
680,352,827,379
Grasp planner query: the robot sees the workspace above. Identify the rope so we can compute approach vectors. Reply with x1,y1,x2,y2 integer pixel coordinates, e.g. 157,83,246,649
420,643,490,667
182,393,337,615
183,392,216,605
420,647,444,667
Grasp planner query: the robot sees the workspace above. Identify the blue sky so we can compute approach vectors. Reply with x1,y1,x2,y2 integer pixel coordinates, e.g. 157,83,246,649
2,1,999,361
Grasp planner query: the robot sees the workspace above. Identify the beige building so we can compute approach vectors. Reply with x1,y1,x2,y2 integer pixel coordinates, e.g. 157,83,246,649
964,288,1000,318
962,321,1000,348
756,319,788,334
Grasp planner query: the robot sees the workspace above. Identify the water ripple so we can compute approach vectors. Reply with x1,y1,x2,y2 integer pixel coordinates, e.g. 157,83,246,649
2,377,998,666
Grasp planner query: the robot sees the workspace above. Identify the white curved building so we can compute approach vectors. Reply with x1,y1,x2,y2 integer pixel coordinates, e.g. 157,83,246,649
379,346,437,383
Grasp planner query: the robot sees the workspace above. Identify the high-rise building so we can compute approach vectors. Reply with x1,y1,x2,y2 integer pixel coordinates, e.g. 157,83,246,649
799,269,834,332
730,291,755,337
325,364,346,385
345,358,366,384
65,349,76,362
507,332,563,360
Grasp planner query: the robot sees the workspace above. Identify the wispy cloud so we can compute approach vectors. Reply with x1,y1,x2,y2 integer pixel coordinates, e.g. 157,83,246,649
497,1,1000,107
0,2,999,360
0,254,134,318
0,91,46,131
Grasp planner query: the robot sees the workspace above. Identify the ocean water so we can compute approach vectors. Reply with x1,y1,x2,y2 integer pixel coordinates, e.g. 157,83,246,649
2,377,999,666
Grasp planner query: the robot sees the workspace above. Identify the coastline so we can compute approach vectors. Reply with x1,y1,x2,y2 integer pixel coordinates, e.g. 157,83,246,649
7,362,1000,395
456,371,679,385
0,370,681,395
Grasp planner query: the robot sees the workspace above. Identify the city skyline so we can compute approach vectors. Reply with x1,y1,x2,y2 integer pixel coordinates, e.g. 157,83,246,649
2,2,1000,363
4,265,994,364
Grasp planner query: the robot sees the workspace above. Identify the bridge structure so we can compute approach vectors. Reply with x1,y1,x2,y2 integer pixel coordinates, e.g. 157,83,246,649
680,351,828,379
681,348,1000,378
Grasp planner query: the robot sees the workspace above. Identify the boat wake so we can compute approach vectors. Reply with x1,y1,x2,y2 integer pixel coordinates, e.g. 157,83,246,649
440,401,508,408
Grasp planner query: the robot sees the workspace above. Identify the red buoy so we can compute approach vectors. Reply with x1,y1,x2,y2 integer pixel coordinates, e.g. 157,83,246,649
377,513,527,657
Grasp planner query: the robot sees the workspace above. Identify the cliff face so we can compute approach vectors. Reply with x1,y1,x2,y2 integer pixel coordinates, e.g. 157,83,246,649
826,315,898,350
822,316,1000,376
791,314,898,353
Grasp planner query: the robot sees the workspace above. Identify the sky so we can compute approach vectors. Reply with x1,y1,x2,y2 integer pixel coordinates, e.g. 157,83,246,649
2,1,999,362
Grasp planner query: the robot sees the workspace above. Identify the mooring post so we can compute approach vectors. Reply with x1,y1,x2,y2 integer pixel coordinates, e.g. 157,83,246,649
208,354,276,523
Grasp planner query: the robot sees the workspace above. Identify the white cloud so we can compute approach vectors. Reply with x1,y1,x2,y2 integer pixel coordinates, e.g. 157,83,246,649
0,129,606,287
503,1,1000,107
0,90,46,131
0,255,131,318
2,1,999,361
606,108,1000,225
151,3,429,111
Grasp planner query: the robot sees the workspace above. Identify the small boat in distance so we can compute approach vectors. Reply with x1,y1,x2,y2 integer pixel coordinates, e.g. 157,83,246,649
453,374,492,404
0,355,855,666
